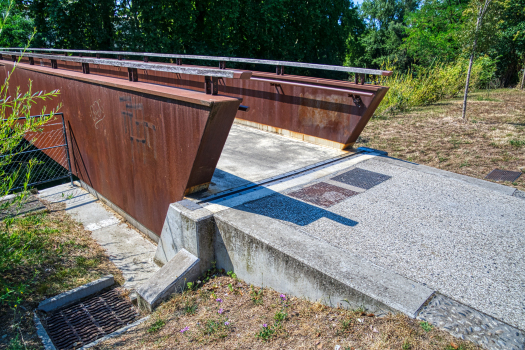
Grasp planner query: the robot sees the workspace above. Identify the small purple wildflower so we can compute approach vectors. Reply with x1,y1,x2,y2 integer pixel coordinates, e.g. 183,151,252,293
263,324,268,328
218,308,224,314
279,294,286,301
180,326,189,333
224,321,230,326
216,298,222,303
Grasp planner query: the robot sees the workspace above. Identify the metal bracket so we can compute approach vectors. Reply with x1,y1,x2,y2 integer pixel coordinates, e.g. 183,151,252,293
205,76,219,95
143,56,149,63
276,65,284,75
11,55,16,62
360,73,365,85
96,53,100,59
118,55,123,60
29,57,34,65
128,68,138,82
176,58,182,65
219,61,226,69
82,63,90,74
51,60,58,69
349,94,363,108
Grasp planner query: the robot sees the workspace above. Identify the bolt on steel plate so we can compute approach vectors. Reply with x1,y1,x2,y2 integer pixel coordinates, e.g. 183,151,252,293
331,168,391,190
485,169,522,182
43,288,138,350
287,182,359,208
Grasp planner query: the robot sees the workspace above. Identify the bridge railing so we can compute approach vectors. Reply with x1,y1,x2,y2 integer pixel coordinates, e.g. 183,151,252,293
0,47,392,77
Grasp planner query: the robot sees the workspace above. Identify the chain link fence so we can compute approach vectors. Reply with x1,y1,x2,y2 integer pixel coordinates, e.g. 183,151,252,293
1,113,73,191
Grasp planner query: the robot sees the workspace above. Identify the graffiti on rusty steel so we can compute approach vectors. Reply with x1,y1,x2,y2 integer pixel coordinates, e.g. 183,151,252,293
90,100,106,129
119,95,157,162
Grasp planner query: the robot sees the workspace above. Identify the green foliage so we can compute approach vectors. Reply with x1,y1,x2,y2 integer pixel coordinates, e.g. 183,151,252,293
419,321,433,332
250,285,264,305
375,56,496,116
273,309,287,323
509,139,525,147
147,319,166,333
184,298,198,315
403,0,469,66
347,0,418,69
256,323,276,341
0,0,34,48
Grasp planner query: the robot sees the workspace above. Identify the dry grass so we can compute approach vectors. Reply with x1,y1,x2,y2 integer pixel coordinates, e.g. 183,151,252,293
98,275,481,350
0,200,123,349
358,89,525,191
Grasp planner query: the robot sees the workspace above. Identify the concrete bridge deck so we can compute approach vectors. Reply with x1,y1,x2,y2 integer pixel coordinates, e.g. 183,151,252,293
154,123,524,349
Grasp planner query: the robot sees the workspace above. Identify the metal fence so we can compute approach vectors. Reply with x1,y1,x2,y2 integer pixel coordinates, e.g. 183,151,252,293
1,113,73,191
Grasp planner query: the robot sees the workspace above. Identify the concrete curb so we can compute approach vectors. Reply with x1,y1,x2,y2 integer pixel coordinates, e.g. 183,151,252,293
33,312,56,350
137,249,201,311
79,316,150,349
38,275,114,312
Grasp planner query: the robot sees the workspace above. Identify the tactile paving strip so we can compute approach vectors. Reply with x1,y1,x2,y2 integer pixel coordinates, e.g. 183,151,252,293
44,288,138,349
331,168,391,190
485,169,521,182
288,182,359,208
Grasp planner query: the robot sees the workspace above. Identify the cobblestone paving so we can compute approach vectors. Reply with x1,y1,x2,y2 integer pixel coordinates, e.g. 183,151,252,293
417,294,525,350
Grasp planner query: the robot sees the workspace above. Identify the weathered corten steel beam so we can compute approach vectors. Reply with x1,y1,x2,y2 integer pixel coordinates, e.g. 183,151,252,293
6,52,389,149
0,61,243,237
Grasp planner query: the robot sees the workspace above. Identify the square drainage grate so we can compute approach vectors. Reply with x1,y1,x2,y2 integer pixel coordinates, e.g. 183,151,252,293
485,169,522,182
331,168,392,190
44,288,138,349
288,182,359,208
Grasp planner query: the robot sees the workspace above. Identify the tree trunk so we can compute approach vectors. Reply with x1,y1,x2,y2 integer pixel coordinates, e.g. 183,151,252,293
520,57,525,90
462,0,491,120
462,49,476,120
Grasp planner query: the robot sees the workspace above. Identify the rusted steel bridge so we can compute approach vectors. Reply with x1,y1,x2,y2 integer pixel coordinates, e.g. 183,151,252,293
0,48,390,238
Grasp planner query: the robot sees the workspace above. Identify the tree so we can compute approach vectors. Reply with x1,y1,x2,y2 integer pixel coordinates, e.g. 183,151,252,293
461,0,500,119
491,0,525,86
350,0,419,70
0,0,61,205
0,0,33,47
403,0,469,66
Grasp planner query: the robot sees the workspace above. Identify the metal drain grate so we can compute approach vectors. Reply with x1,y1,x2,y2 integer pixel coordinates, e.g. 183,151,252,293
331,168,391,190
485,169,522,182
288,182,359,208
44,289,138,350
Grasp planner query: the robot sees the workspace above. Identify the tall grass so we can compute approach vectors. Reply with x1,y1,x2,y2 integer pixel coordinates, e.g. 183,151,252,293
374,56,497,116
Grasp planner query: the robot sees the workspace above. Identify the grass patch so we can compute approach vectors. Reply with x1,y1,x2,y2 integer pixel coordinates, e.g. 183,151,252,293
509,139,525,147
362,88,525,192
97,275,482,350
0,199,123,349
147,319,166,333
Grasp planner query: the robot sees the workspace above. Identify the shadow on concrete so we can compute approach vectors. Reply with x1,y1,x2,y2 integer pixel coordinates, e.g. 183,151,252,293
195,169,358,228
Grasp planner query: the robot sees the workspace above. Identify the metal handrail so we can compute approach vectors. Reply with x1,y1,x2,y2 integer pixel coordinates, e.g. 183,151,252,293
0,50,252,79
0,47,393,76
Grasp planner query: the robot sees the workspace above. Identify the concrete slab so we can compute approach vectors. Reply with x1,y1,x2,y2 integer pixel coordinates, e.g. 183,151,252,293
197,124,347,197
219,155,524,331
136,249,200,311
38,184,159,291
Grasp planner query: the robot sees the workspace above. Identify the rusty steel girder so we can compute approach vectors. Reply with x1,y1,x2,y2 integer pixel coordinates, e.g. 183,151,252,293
0,61,242,236
13,55,388,149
